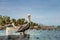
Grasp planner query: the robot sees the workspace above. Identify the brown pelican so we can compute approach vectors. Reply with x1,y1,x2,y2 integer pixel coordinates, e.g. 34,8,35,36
17,14,31,36
17,23,30,32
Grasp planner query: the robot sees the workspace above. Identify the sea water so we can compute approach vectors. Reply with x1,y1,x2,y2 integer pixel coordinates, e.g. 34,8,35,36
0,30,60,40
28,30,60,40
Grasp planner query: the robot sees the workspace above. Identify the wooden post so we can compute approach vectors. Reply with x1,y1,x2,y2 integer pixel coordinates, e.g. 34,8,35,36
6,27,13,35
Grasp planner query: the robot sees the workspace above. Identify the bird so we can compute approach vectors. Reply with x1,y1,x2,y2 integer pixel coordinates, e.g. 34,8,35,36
17,23,30,32
17,14,31,36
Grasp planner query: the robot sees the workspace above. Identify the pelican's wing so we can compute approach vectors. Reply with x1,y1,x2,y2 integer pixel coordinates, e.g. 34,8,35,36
17,23,30,32
23,23,30,30
17,25,23,32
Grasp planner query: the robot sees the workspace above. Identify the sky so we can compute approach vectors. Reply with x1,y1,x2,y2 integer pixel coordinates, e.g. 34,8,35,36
0,0,60,26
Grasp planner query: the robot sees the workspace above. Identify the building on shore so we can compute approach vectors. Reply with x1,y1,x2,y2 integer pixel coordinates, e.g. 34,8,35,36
41,26,55,30
34,26,39,30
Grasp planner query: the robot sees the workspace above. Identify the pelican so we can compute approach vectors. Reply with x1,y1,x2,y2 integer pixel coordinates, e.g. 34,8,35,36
17,14,31,36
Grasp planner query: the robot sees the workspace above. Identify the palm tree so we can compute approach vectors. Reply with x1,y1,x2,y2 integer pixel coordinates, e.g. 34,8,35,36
6,16,10,24
17,19,21,25
12,18,17,26
3,16,10,24
21,18,25,25
12,18,16,23
17,18,25,25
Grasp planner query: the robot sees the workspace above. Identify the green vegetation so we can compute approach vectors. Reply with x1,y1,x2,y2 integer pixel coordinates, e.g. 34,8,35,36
0,15,40,29
0,15,10,26
0,15,60,30
30,22,41,29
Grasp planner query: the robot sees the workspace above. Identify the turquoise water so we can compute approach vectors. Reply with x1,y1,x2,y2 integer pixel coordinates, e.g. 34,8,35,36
0,30,60,40
28,30,60,40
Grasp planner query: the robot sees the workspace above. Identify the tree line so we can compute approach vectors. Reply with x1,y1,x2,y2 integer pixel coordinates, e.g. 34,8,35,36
0,15,41,29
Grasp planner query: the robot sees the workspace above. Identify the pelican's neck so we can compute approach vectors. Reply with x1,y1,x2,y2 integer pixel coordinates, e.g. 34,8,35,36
28,17,31,23
28,19,31,23
27,14,31,23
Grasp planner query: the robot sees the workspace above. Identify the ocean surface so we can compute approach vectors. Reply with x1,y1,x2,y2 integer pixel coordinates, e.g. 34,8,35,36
0,29,60,40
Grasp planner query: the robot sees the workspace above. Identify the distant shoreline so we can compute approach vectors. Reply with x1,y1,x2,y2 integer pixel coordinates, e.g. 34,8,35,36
0,26,60,31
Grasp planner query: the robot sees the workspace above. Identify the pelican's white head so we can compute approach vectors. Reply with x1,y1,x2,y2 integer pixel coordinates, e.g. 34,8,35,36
27,14,31,23
27,14,31,17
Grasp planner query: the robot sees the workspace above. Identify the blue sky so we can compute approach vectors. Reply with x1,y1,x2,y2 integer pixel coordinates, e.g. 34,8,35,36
0,0,60,26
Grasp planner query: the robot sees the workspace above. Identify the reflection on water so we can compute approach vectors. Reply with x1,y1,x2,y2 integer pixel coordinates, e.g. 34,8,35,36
0,30,60,40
